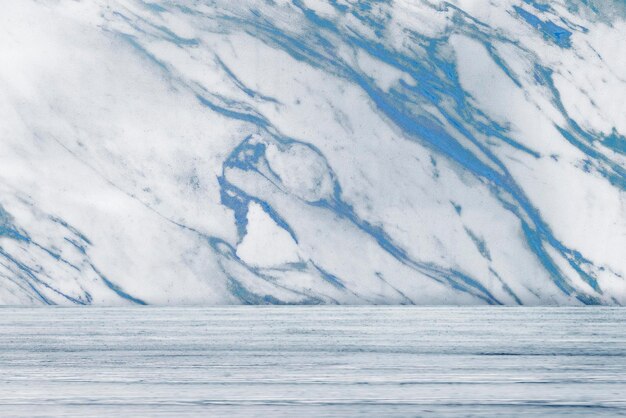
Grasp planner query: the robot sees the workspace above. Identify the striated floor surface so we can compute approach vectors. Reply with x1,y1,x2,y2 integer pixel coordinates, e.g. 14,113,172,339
0,307,625,417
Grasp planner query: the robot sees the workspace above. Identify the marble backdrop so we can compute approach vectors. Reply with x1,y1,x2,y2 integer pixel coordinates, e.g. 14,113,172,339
0,0,624,305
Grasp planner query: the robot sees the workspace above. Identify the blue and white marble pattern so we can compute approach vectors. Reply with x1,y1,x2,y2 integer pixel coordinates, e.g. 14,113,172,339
0,0,624,305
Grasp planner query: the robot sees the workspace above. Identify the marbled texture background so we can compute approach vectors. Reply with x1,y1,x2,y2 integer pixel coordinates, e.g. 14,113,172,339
0,0,624,305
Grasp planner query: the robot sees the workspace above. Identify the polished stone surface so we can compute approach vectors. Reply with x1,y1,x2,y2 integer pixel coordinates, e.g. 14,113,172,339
1,1,625,305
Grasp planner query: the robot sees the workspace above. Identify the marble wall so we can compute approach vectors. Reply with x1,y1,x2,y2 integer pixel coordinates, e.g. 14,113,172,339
0,0,624,304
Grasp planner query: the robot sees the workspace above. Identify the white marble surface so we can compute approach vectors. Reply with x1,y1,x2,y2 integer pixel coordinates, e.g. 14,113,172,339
0,1,625,305
0,307,625,416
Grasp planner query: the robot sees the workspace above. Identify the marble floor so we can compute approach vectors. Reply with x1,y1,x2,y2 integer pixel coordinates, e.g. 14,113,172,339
0,307,624,417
